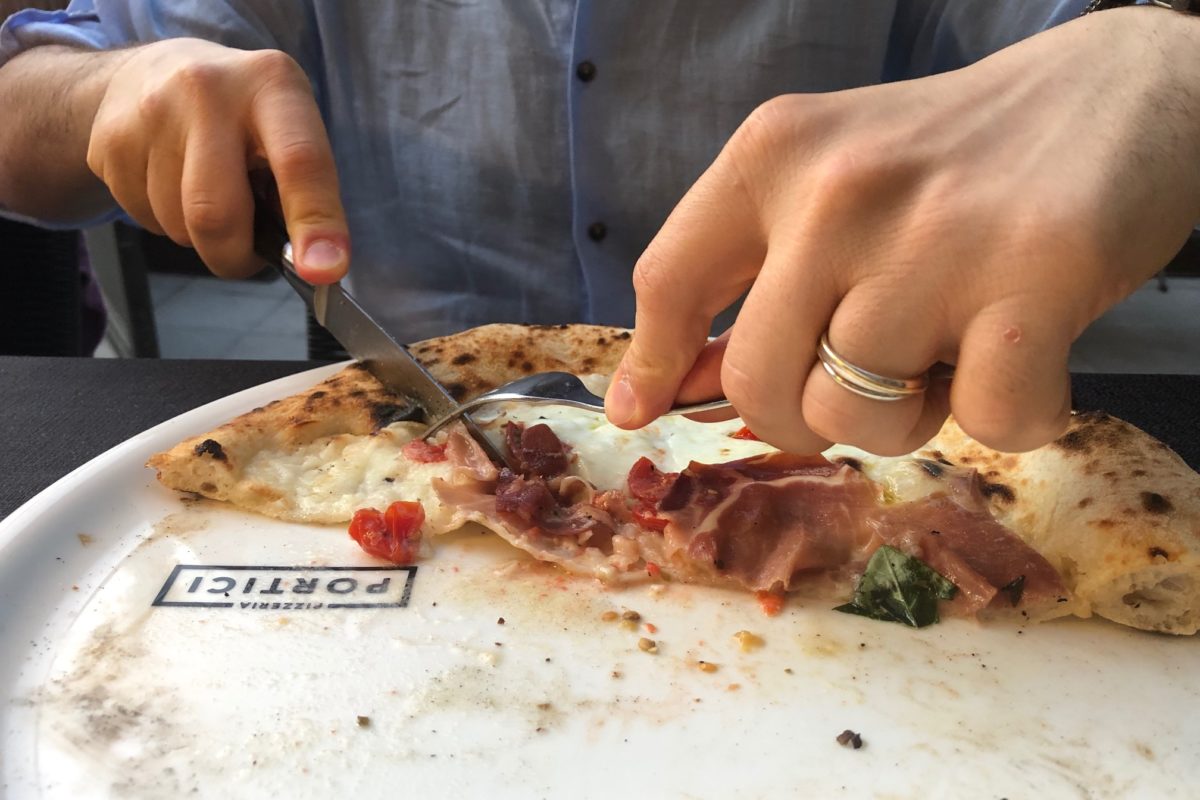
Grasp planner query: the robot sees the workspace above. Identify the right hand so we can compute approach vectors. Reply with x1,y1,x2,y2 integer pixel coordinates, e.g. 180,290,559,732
87,38,349,282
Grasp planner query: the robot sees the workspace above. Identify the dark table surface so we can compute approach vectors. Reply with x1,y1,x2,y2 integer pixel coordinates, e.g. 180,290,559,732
2,356,1199,521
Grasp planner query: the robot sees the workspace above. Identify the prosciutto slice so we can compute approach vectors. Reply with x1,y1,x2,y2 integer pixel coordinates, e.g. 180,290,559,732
641,452,1068,616
438,422,1069,618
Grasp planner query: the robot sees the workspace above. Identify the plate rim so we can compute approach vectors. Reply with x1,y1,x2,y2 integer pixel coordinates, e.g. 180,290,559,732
0,360,349,542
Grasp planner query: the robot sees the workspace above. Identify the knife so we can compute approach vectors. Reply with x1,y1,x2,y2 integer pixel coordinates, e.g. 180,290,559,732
250,173,512,469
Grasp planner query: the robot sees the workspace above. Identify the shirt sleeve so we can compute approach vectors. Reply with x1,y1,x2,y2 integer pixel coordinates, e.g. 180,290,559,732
1,2,108,69
886,0,1092,80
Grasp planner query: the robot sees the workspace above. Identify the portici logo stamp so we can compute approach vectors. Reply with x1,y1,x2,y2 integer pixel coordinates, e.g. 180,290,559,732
152,565,417,610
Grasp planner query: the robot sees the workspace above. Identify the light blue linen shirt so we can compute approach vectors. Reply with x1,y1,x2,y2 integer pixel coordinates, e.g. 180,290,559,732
1,1,1086,340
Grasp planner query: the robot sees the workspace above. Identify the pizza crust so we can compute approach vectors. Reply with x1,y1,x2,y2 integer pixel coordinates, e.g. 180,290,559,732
147,324,632,524
928,413,1200,634
148,323,1200,634
407,323,630,401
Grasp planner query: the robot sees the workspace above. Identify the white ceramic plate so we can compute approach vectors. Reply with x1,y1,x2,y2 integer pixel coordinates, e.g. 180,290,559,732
1,364,1198,799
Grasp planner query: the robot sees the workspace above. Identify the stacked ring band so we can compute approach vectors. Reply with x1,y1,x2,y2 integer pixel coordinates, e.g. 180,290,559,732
816,333,931,402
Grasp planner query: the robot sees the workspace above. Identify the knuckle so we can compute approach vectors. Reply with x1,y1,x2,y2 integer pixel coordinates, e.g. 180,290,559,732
736,95,802,151
622,338,685,384
810,141,885,198
631,249,675,307
273,139,328,182
248,49,307,88
174,62,223,98
136,87,170,122
183,196,236,239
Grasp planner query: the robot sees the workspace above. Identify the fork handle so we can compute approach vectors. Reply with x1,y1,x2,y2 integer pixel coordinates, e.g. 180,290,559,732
421,395,733,441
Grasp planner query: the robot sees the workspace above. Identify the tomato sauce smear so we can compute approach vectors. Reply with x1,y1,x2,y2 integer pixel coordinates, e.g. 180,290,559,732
402,439,448,463
756,590,784,617
730,426,760,441
348,500,425,564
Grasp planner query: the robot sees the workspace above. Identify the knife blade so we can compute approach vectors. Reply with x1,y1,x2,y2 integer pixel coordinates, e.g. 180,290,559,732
250,174,512,469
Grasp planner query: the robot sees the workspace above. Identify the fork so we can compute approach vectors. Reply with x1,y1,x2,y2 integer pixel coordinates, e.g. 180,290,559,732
420,371,732,439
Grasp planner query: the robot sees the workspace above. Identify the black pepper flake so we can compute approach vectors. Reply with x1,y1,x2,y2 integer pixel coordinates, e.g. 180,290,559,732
356,715,370,728
383,477,395,483
497,617,506,625
836,730,864,749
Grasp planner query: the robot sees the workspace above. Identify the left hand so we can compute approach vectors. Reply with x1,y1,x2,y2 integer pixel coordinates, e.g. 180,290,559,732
604,6,1200,456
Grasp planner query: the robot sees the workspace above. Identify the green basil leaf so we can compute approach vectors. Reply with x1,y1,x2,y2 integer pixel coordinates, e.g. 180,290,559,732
834,545,957,628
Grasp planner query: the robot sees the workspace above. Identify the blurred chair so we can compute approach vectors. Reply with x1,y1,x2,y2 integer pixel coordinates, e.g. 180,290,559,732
83,223,160,357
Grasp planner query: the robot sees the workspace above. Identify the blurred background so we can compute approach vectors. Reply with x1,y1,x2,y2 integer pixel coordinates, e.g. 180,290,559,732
2,0,1199,369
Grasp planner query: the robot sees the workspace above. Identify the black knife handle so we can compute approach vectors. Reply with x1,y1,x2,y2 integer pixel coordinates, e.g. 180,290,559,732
249,169,316,308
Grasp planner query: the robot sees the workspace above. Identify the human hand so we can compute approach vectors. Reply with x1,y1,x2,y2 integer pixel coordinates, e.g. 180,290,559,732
87,38,348,283
606,7,1200,455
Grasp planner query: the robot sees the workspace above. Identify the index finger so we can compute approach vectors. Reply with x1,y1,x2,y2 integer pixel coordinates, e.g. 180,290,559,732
605,154,765,428
249,63,349,284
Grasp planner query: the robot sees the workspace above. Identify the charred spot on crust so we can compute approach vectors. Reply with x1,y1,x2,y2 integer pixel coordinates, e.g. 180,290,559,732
582,357,596,371
1055,429,1090,452
369,401,422,429
980,481,1016,504
1132,469,1147,477
1149,546,1170,560
349,389,367,398
916,459,944,478
303,390,328,410
616,331,631,340
1140,491,1173,515
194,439,227,461
1054,411,1135,456
596,336,608,345
521,361,534,372
200,481,216,493
445,382,469,402
451,352,477,366
1077,497,1093,508
834,456,863,472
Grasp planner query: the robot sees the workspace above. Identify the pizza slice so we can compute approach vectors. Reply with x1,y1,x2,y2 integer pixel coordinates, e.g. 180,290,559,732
147,324,1200,634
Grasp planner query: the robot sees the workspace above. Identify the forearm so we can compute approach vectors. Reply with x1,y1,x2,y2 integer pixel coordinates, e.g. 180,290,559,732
0,45,136,222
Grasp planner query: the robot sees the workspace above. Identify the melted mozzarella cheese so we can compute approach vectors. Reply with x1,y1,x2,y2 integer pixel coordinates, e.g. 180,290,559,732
482,404,953,502
479,404,774,491
240,423,459,526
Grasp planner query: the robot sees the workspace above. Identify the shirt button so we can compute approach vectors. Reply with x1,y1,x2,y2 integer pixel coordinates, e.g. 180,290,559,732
576,61,597,82
587,221,607,242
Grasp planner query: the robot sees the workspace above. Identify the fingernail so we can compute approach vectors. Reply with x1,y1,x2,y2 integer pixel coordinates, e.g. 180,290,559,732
606,371,637,427
301,238,346,273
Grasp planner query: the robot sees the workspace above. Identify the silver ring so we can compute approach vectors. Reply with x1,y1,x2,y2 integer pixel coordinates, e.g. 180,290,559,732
817,333,929,402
